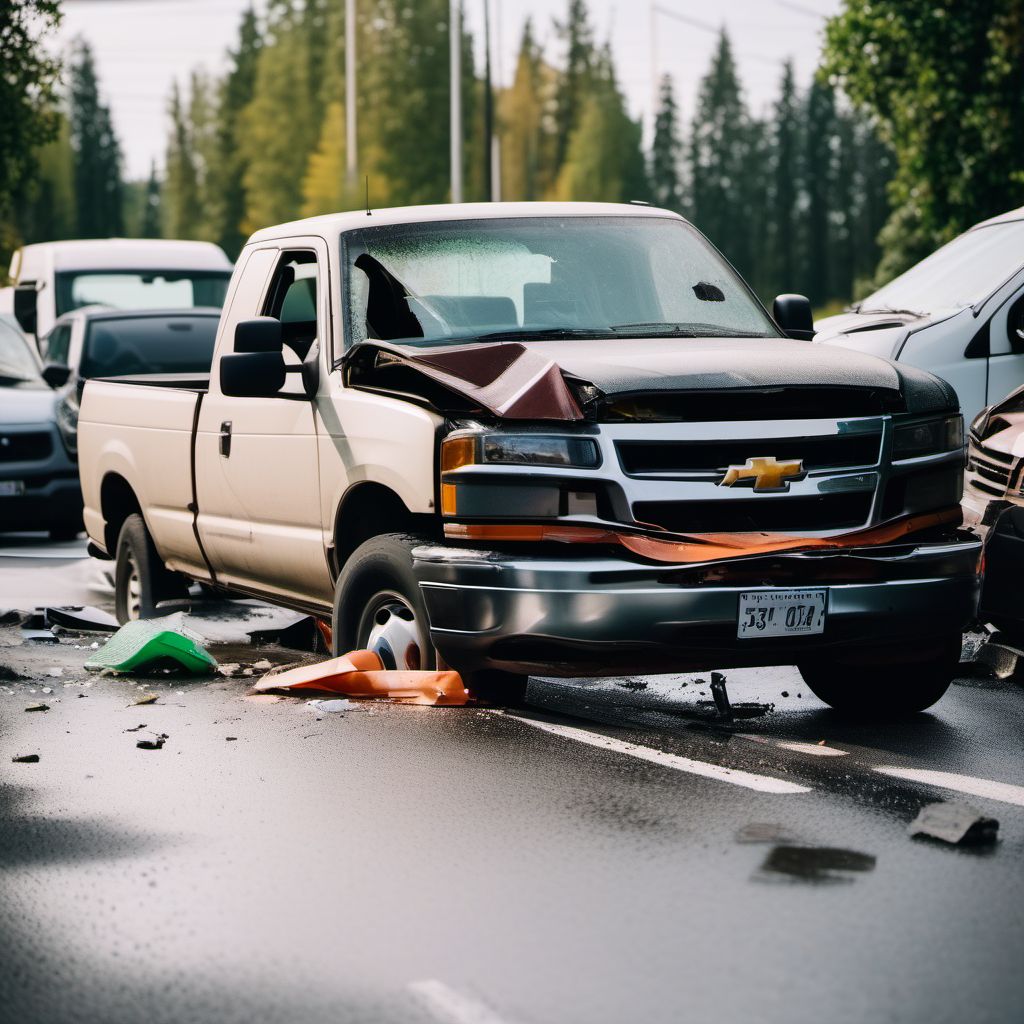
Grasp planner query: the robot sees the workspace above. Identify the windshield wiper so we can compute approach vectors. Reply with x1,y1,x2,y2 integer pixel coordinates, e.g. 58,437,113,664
610,322,766,338
853,306,924,318
459,327,618,343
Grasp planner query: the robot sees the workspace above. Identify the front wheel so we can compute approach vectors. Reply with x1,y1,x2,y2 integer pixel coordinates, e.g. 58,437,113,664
797,635,962,716
114,513,188,623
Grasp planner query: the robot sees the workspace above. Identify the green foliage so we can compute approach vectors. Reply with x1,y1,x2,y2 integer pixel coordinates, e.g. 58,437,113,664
0,1,62,222
650,76,683,213
822,0,1024,283
69,39,124,237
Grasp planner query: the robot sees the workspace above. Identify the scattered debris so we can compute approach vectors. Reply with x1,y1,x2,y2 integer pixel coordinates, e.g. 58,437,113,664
226,736,238,741
24,703,49,713
616,679,649,691
124,723,148,732
254,649,468,706
0,608,21,625
710,671,733,723
974,633,1023,680
0,666,26,680
136,733,168,751
755,845,876,884
86,620,218,675
781,691,789,698
22,628,58,644
132,693,159,706
251,659,273,671
247,615,331,653
44,605,119,633
735,823,804,845
12,754,40,763
909,801,999,846
307,698,356,714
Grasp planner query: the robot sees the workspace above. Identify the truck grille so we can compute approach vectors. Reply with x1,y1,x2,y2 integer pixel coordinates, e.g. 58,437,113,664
966,444,1014,497
0,432,52,463
633,493,874,534
616,432,882,476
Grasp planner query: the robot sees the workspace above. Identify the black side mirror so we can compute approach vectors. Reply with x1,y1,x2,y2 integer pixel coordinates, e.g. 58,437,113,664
220,351,286,398
41,363,71,389
234,317,283,353
14,284,38,336
773,294,815,341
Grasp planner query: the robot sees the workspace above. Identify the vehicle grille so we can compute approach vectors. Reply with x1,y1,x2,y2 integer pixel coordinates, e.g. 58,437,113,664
633,493,874,534
0,432,52,463
966,444,1014,498
616,432,882,476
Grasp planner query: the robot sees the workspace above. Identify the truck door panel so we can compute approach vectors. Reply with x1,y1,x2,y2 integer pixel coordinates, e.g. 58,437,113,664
986,289,1024,409
196,242,333,605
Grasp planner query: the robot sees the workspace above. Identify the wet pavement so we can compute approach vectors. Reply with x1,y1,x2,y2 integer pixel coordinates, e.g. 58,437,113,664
2,533,1023,1024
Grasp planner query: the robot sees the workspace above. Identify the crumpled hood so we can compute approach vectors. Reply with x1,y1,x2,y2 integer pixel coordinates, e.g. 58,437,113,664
523,336,903,395
0,383,57,425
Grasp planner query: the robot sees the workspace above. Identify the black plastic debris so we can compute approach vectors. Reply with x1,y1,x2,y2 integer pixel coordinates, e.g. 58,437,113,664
136,733,168,751
22,628,58,644
756,845,876,884
24,703,49,713
124,723,148,733
247,615,328,653
616,679,649,691
710,672,733,723
19,611,46,630
909,801,999,846
12,754,40,763
0,608,20,625
45,606,119,633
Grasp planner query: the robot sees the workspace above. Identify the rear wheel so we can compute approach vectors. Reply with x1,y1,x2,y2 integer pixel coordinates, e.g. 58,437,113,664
797,635,962,716
113,513,188,623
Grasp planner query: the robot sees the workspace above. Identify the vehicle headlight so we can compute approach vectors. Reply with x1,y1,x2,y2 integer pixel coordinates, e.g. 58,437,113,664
440,432,601,517
892,415,963,460
55,395,79,455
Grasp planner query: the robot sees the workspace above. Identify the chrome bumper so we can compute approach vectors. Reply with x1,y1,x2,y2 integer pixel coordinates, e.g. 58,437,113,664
414,537,981,676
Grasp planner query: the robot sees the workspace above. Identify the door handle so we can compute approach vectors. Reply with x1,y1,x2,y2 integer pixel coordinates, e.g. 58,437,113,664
219,421,232,458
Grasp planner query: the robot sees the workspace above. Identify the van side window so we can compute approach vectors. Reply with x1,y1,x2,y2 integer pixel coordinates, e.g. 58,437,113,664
43,324,72,365
262,252,319,361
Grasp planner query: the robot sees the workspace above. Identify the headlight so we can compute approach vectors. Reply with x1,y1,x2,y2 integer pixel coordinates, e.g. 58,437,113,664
892,415,963,460
55,395,79,455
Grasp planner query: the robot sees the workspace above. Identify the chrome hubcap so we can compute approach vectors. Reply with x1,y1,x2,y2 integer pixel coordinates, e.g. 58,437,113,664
363,593,421,670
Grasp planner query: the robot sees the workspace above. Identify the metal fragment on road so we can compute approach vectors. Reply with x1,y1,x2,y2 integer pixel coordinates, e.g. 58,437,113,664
710,671,733,722
24,703,49,712
136,733,168,751
12,754,40,763
755,845,876,884
909,801,999,846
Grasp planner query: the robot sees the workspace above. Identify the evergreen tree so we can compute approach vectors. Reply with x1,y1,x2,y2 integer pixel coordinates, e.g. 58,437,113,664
650,75,683,212
769,60,800,292
69,39,124,237
140,163,162,238
688,32,753,278
14,112,76,245
801,78,835,306
163,80,202,238
553,0,595,169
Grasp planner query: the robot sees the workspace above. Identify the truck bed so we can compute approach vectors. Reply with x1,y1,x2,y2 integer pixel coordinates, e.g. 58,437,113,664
78,378,209,578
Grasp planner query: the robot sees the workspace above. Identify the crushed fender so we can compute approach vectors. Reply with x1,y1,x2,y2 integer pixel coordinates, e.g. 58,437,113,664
254,649,468,706
85,620,218,675
45,606,119,633
909,801,999,846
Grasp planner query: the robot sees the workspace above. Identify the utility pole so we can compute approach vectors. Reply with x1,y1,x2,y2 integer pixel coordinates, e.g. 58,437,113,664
450,0,463,203
345,0,357,186
483,0,493,199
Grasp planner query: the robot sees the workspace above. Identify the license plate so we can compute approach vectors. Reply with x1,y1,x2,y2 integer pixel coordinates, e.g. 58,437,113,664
0,481,25,497
737,589,826,638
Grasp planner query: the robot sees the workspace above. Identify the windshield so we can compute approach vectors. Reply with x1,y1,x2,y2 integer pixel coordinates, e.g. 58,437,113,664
80,315,219,379
55,269,231,316
861,220,1024,315
0,318,43,385
343,216,778,347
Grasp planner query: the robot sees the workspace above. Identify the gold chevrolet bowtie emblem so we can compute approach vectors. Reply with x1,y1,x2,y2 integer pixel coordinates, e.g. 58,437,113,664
719,456,806,493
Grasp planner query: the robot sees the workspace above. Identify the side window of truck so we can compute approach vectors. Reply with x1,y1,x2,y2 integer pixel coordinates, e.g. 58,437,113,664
261,250,319,395
43,323,72,365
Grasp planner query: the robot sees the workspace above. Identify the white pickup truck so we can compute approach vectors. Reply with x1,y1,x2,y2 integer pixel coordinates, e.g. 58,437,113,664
78,202,980,714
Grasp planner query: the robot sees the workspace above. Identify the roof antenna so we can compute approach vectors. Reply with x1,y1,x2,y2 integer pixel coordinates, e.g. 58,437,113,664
365,175,372,216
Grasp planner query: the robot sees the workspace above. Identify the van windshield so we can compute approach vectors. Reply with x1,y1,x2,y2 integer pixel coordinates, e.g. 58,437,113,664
0,317,42,385
859,220,1024,316
55,270,232,316
343,216,778,347
80,315,218,379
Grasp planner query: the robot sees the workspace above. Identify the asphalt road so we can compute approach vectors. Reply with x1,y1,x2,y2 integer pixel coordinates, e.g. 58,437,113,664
1,534,1023,1024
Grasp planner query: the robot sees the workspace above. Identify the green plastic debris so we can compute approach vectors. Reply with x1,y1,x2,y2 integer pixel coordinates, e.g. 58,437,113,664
85,620,218,675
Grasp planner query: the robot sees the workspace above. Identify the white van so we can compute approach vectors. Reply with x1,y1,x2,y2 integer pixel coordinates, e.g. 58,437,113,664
814,206,1024,425
2,238,233,346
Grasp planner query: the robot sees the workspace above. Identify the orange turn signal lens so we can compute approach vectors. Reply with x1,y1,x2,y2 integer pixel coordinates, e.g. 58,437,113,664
441,435,477,473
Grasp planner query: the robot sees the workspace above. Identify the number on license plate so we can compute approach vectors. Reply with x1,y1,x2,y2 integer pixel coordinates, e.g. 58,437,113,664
737,589,826,638
0,481,25,497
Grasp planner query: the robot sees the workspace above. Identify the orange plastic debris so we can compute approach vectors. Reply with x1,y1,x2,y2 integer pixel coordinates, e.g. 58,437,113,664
253,649,469,706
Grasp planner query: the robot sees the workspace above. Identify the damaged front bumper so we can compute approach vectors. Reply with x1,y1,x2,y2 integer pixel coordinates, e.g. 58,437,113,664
414,535,982,677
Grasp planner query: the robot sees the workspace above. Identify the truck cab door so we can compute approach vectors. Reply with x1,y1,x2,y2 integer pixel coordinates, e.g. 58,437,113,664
985,287,1024,410
196,240,333,608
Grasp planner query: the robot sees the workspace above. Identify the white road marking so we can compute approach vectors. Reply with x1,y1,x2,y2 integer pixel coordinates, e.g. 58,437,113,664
409,979,513,1024
509,715,811,794
775,740,849,758
873,766,1024,808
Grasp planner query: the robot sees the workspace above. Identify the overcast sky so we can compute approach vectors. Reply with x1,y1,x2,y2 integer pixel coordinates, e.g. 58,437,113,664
54,0,841,180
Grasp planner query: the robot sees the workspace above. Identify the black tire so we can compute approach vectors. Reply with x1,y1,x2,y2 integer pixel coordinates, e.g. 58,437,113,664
332,534,437,671
797,635,962,716
113,513,188,624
